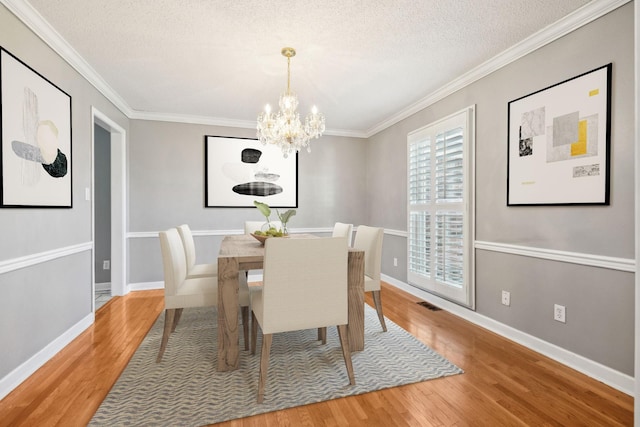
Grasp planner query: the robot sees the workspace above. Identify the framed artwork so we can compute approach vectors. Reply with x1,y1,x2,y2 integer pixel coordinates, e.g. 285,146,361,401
507,63,611,206
205,135,298,208
1,47,72,208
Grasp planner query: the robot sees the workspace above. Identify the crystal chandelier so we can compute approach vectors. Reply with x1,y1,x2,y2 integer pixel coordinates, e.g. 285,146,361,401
257,47,325,158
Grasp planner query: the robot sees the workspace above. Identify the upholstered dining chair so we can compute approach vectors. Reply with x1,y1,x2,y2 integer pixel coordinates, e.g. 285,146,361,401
157,228,250,362
353,225,386,332
332,222,353,246
250,237,355,403
177,224,217,278
177,224,251,348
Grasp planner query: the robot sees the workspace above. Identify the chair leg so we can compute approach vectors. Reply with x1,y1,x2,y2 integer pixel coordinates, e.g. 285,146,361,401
156,309,175,363
241,306,249,351
318,327,327,344
171,308,183,333
257,333,273,403
372,290,387,332
251,311,259,355
337,324,355,385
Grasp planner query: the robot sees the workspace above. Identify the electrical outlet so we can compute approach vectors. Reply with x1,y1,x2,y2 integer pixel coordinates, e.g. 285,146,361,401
393,257,398,267
554,304,566,323
501,290,510,306
103,260,110,270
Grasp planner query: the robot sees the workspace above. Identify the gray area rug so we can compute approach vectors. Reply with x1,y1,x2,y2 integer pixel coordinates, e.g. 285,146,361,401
90,305,462,426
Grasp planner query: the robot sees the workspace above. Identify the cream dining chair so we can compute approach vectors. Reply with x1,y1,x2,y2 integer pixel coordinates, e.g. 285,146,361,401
353,225,386,332
250,237,355,403
177,224,251,348
332,222,353,246
157,228,250,362
177,224,217,278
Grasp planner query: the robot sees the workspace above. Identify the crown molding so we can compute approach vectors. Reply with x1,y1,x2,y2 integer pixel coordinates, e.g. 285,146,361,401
2,0,629,139
364,0,631,137
1,0,133,117
129,111,368,138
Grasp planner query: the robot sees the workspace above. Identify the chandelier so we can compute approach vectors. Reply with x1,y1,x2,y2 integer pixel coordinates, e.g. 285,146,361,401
257,47,325,158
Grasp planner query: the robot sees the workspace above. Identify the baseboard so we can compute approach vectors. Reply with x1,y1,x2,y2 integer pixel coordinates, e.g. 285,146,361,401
129,281,164,291
0,312,94,400
381,274,635,396
95,282,111,292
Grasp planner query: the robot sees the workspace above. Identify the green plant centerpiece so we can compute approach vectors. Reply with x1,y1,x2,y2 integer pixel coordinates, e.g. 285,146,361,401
252,200,296,239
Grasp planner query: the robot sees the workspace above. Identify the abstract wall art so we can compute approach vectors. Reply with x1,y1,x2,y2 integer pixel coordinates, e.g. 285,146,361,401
205,135,298,208
1,47,72,208
507,63,611,205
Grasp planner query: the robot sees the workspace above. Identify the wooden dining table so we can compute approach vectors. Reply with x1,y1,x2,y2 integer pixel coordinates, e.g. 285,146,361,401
216,233,365,372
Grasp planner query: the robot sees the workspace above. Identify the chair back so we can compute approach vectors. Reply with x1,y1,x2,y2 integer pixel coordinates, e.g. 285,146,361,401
332,222,353,246
245,220,283,234
261,237,347,334
353,225,384,282
159,228,187,297
177,224,196,268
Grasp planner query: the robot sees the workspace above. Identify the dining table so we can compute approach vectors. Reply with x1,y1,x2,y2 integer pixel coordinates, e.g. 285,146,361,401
216,233,365,372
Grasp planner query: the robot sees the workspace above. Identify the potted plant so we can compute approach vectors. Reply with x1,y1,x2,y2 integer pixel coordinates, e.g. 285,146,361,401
252,200,296,238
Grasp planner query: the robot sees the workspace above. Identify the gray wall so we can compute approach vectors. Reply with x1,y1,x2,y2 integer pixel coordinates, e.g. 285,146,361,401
94,124,111,285
0,0,634,393
0,4,128,380
127,120,367,283
366,4,635,375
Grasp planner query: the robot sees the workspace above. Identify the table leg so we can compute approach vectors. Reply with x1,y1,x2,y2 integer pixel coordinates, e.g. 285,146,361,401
217,257,240,371
347,250,364,352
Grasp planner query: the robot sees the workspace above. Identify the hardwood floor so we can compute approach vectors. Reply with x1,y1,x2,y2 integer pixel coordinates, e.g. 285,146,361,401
0,283,633,426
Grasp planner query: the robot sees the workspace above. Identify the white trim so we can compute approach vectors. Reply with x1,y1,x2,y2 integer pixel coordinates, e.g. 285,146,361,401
1,0,133,117
382,274,634,396
634,0,640,416
91,107,128,297
0,313,93,400
95,282,111,292
1,0,627,138
127,230,636,273
129,281,164,291
128,227,406,239
475,241,635,273
0,242,92,275
365,0,631,137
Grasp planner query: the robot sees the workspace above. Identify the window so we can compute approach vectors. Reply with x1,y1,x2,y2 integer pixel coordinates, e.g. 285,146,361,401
407,106,474,307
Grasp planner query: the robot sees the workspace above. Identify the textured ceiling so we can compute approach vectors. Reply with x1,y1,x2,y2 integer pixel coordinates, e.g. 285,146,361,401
23,0,593,135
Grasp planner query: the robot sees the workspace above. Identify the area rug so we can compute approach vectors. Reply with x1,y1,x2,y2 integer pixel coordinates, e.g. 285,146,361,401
90,305,462,426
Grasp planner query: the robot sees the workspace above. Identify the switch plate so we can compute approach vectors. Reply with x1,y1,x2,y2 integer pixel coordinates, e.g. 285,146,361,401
85,187,91,201
501,290,510,306
554,304,566,323
103,260,110,270
393,257,398,267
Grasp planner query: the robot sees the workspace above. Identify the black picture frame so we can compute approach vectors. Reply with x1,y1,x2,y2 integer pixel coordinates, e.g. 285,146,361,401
0,47,73,208
507,63,611,206
204,135,298,208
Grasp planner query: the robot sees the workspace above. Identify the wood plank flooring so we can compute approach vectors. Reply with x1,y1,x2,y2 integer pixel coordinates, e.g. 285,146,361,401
0,283,633,426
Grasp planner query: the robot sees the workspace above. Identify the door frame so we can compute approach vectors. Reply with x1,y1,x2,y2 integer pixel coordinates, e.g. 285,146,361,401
91,107,127,309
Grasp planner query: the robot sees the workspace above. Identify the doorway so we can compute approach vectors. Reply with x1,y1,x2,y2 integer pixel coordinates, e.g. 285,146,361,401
94,123,111,309
91,107,127,312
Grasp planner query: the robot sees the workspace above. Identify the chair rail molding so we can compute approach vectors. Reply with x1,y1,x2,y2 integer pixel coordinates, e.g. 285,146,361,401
475,241,635,273
0,242,93,275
